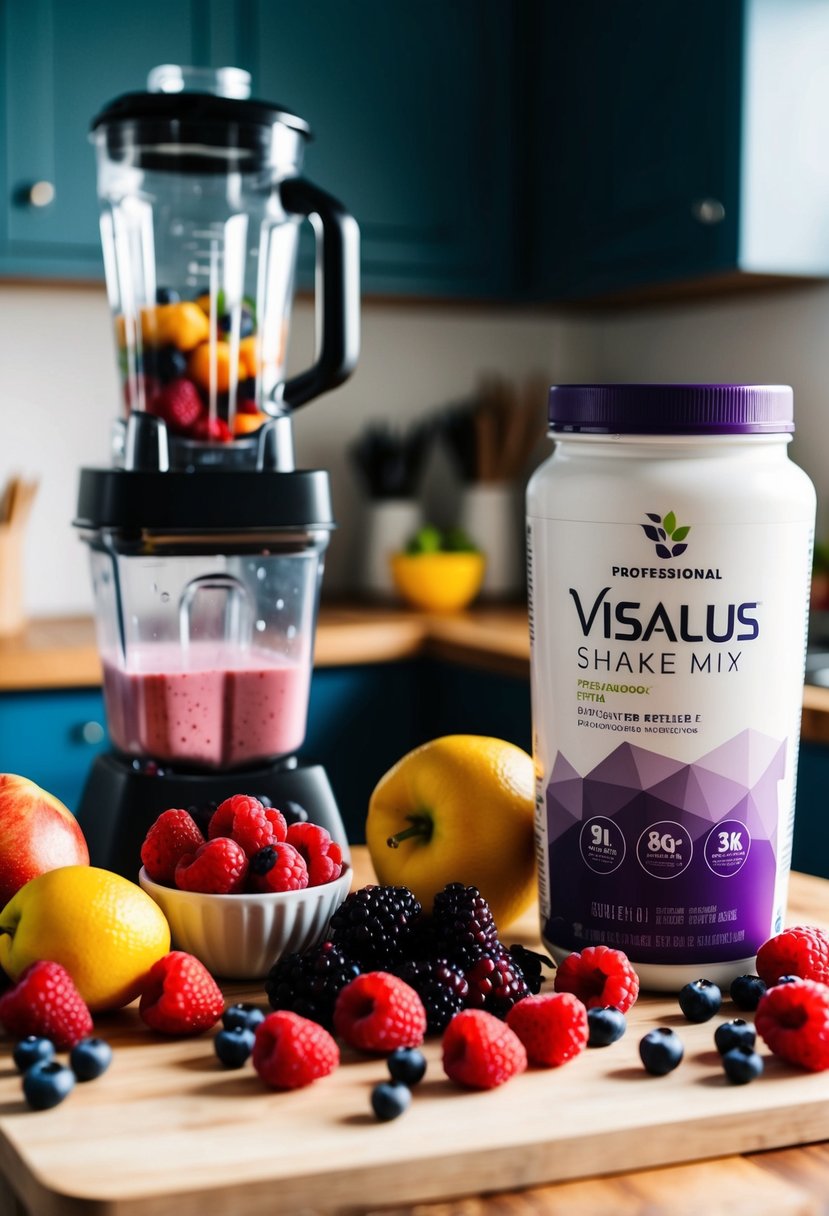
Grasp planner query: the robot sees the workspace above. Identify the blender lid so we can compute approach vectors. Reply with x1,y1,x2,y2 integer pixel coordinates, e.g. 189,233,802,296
91,88,311,139
74,468,334,532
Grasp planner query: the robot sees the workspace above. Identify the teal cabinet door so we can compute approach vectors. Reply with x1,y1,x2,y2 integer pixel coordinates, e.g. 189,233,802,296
0,0,242,277
243,0,518,298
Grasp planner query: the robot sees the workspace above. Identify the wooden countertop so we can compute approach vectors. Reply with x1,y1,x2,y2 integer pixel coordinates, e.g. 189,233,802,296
1,849,828,1216
5,606,829,744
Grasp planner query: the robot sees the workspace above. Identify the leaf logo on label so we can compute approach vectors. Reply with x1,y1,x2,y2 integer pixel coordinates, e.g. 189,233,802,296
640,512,691,560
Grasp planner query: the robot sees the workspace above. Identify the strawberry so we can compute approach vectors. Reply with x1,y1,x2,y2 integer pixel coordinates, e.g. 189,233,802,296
252,1011,339,1089
139,951,224,1035
141,808,204,885
334,972,427,1054
148,377,204,434
506,992,588,1067
442,1008,527,1089
0,961,93,1049
286,823,344,886
175,838,248,894
209,794,287,855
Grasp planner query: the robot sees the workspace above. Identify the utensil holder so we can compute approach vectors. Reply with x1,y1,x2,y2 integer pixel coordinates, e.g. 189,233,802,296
359,499,422,599
0,527,25,635
458,482,525,600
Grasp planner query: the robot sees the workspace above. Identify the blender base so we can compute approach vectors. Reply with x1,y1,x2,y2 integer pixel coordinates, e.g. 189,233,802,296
76,752,349,879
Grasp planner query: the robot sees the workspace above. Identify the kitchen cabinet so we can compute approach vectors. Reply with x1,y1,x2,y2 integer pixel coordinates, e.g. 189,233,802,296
531,0,829,303
0,688,109,811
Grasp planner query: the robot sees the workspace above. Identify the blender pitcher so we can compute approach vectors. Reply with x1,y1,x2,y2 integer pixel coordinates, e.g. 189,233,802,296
91,64,359,465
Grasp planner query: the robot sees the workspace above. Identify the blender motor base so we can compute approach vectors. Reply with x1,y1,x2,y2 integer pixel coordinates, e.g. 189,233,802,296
77,753,349,879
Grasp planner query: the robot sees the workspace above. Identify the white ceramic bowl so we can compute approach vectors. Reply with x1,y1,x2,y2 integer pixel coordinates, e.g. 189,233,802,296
138,866,352,979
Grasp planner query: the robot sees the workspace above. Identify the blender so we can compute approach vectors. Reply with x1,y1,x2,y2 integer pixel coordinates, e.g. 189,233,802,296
73,66,359,875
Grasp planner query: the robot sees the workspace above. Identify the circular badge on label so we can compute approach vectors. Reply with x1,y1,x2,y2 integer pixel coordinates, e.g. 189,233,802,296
704,820,751,878
579,815,626,875
636,820,693,880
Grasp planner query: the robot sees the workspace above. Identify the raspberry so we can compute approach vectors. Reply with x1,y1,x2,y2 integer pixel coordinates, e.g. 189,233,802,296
139,951,224,1035
265,941,360,1030
209,794,287,856
0,962,93,1050
465,945,531,1019
506,993,588,1067
756,926,829,987
329,885,422,970
141,808,204,885
175,837,248,894
442,1009,527,1089
248,843,308,893
755,979,829,1071
554,945,640,1012
149,377,204,434
252,1011,339,1089
334,972,427,1053
394,959,468,1035
431,883,498,969
286,822,344,886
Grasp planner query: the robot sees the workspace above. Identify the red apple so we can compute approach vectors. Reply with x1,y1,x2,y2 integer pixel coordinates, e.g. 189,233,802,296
0,775,89,906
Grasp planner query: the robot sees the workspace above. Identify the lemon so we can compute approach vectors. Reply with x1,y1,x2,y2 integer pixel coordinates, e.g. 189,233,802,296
366,735,536,929
0,866,170,1011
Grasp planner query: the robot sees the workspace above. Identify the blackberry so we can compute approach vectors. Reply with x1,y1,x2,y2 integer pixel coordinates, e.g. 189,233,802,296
465,944,531,1019
394,959,468,1034
328,885,422,970
431,883,498,969
264,941,360,1030
506,944,553,995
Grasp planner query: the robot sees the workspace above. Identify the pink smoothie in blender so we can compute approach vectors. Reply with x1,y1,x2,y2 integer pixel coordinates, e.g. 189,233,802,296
103,642,309,769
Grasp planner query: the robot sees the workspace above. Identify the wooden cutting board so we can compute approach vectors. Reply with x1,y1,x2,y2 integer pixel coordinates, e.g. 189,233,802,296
0,858,828,1216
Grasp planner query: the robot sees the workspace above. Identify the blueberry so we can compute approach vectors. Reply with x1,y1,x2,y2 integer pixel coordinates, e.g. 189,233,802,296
238,377,258,401
713,1019,756,1055
70,1037,113,1082
155,287,181,304
145,344,188,383
387,1048,426,1086
722,1045,764,1085
371,1081,412,1122
23,1061,76,1110
730,974,767,1011
775,975,801,986
587,1006,627,1048
223,1003,266,1033
215,1027,255,1068
13,1037,55,1074
639,1028,684,1075
218,308,255,338
281,800,308,824
678,979,722,1022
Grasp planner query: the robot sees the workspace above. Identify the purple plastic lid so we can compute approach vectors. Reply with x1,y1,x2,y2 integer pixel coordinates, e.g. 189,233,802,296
548,384,794,434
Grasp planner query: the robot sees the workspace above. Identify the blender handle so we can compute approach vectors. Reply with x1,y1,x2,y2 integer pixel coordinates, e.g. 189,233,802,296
280,177,360,410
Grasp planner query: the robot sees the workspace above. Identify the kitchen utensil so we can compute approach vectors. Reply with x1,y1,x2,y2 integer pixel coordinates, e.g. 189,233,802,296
74,66,360,875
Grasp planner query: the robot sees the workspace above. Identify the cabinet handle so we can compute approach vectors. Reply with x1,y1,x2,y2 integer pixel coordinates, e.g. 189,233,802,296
77,721,105,745
691,198,725,225
27,181,56,208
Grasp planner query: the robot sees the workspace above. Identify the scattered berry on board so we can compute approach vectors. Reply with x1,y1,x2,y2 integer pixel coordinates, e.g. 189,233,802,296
70,1037,113,1082
387,1047,427,1086
248,843,309,893
265,942,360,1031
721,1046,764,1085
756,925,829,987
442,1009,527,1090
639,1028,684,1076
22,1060,76,1110
215,1026,256,1068
776,975,801,986
464,944,531,1019
586,1006,627,1048
554,945,640,1013
140,809,204,884
223,1003,266,1033
174,837,248,895
678,979,722,1023
430,884,499,970
0,961,93,1049
252,1011,339,1090
371,1080,412,1122
714,1019,756,1056
730,974,767,1012
755,978,829,1071
13,1036,55,1073
139,951,225,1036
328,886,423,971
393,959,468,1035
506,992,588,1068
334,972,427,1054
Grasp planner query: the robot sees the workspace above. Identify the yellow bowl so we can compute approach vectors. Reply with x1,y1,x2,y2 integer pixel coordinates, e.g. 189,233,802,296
389,552,486,612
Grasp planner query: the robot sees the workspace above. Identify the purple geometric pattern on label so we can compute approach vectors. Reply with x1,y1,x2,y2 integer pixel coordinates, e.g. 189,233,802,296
545,730,787,965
